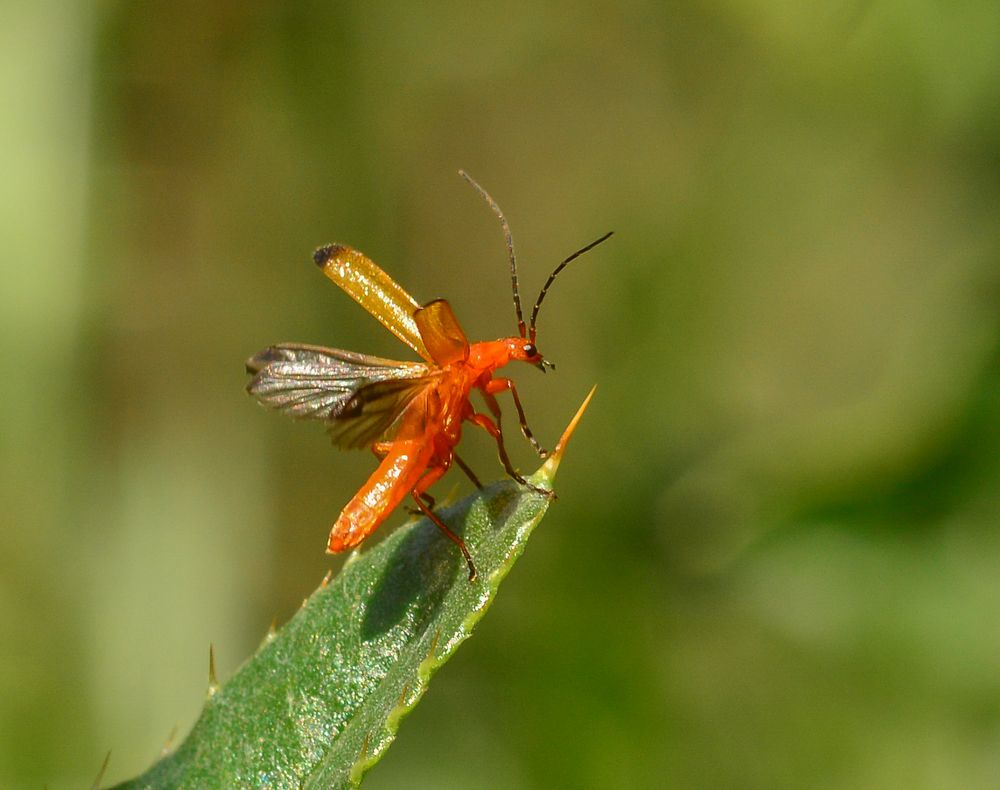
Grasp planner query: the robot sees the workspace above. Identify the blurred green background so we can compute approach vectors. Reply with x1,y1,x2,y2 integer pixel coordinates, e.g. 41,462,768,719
4,2,1000,788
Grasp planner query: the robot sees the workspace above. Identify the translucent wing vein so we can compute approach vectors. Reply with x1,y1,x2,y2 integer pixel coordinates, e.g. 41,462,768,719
246,344,436,448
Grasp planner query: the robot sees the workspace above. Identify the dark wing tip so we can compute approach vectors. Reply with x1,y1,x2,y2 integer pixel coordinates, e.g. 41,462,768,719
313,244,344,267
244,346,287,375
245,356,264,376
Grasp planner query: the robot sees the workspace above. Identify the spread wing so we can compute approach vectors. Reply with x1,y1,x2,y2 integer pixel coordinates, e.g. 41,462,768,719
245,343,437,449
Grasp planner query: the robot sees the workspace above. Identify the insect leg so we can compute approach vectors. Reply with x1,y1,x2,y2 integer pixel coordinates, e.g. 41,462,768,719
468,413,554,499
453,452,484,489
411,467,477,581
481,379,548,458
404,491,436,517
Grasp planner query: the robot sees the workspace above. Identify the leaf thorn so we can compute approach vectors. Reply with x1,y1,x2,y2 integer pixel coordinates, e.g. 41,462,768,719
539,385,596,482
207,644,219,697
89,749,111,790
161,724,179,756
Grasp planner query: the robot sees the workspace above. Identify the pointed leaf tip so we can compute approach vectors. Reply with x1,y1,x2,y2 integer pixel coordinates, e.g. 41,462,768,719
539,385,596,483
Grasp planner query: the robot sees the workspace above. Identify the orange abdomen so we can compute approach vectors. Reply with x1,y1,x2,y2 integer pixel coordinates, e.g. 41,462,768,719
326,439,432,553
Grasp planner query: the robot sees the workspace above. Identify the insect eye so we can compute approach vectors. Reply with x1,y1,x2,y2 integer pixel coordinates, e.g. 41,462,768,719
523,343,537,357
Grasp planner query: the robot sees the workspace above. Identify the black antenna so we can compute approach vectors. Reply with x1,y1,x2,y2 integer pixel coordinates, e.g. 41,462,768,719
459,170,526,338
529,231,614,342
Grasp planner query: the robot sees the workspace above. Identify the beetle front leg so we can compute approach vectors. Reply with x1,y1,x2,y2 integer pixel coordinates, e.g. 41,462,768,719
482,378,548,459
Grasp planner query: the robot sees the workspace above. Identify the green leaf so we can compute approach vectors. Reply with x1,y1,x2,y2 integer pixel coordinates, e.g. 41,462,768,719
109,389,594,790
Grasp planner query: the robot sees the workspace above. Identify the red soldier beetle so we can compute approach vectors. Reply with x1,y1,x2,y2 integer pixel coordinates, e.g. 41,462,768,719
246,172,612,581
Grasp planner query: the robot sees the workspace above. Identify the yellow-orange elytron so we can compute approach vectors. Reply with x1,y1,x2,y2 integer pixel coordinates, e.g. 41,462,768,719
246,172,611,580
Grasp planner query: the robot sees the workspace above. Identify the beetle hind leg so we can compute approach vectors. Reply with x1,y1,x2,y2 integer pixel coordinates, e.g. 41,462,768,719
412,493,477,582
411,463,478,582
454,452,484,489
